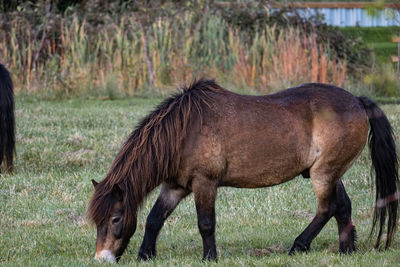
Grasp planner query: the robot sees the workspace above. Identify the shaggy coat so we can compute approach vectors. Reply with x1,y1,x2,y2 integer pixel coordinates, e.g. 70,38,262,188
88,79,398,262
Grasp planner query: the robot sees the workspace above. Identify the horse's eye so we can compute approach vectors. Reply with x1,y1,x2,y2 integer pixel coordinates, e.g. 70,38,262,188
112,217,121,225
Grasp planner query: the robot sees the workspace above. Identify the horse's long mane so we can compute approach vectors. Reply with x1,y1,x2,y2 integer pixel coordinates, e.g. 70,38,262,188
87,79,224,227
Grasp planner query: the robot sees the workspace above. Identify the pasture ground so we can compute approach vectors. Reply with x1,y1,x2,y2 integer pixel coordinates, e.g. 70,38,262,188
1,96,400,266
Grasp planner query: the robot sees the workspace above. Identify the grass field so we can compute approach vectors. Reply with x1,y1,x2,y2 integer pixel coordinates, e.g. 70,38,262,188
340,26,400,65
1,95,400,266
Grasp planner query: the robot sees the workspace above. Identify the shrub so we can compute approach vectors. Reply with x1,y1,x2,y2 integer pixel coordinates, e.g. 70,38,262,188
0,1,365,97
217,5,373,74
363,64,399,97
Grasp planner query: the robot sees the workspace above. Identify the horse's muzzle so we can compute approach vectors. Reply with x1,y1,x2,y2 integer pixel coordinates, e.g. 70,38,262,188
94,249,116,263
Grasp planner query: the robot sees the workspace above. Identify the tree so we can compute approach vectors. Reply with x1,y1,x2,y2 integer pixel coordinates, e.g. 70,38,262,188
370,0,400,78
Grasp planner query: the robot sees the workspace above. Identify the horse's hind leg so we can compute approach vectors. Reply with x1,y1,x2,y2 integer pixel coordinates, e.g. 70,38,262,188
192,174,218,261
138,182,190,260
289,170,339,255
334,180,356,253
289,177,356,255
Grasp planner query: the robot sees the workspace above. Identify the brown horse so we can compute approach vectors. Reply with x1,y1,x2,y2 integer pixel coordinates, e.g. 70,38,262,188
87,79,398,262
0,64,15,173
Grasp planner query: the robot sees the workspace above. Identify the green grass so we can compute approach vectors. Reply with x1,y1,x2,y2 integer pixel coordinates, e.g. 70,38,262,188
340,26,400,64
1,96,400,266
340,27,399,43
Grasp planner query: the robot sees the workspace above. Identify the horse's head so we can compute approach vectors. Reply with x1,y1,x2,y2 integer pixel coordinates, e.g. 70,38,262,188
89,179,137,263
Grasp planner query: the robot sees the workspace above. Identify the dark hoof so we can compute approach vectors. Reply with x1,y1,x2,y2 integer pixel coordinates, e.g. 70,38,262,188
339,247,356,254
137,250,156,261
202,256,217,262
339,243,356,254
289,242,310,255
202,251,217,261
339,226,356,254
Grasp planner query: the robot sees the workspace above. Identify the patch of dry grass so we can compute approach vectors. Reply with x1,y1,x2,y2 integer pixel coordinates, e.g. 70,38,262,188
2,15,347,98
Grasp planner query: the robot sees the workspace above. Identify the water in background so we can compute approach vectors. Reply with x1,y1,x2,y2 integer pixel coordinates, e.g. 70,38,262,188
295,8,400,27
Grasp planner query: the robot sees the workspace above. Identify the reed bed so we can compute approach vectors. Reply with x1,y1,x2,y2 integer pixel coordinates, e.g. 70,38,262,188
0,14,347,97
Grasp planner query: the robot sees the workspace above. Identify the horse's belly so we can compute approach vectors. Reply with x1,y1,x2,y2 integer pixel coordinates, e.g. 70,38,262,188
221,157,302,188
219,172,297,188
220,127,308,188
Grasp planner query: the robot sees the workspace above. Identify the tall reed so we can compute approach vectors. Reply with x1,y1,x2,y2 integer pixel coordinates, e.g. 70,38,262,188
0,14,348,97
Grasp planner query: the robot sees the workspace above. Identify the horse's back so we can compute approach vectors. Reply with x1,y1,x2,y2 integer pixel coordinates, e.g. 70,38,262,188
273,83,364,115
179,83,368,188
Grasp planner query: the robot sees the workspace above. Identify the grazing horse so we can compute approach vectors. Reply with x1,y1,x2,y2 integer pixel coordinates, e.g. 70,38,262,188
0,64,15,173
87,79,398,263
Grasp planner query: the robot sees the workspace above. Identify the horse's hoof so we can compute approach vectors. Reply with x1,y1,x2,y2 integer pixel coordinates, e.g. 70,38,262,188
288,242,310,255
137,250,156,261
202,252,218,262
339,245,356,254
339,248,355,254
339,227,356,254
202,256,218,262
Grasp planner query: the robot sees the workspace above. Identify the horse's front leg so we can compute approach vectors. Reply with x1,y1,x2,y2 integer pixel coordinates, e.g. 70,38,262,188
192,174,218,261
138,182,190,260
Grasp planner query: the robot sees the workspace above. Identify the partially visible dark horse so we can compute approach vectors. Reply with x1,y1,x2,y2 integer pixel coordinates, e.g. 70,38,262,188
0,64,15,173
88,79,398,262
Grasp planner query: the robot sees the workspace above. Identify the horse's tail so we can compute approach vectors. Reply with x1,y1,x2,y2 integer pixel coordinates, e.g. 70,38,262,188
358,96,399,248
0,64,15,173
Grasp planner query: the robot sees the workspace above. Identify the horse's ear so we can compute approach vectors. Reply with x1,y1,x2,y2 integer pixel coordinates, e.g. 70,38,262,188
112,183,124,201
91,179,99,188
